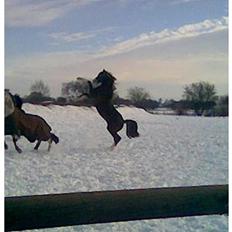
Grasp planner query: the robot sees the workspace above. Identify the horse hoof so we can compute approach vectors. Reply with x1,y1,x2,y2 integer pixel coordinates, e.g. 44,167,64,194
110,145,116,151
17,148,22,153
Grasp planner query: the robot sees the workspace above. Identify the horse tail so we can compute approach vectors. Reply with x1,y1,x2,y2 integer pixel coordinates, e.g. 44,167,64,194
124,119,139,139
51,133,59,144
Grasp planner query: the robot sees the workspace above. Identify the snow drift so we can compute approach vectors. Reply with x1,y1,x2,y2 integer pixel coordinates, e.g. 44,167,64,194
5,104,228,231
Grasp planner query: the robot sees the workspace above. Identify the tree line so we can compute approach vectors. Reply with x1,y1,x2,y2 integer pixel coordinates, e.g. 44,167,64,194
22,80,228,117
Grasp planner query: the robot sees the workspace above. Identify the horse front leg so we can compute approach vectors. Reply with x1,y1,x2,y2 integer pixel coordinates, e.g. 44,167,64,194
12,135,22,153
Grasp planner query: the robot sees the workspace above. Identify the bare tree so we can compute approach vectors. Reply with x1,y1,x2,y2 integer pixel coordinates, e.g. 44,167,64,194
30,80,50,97
183,81,217,116
61,80,88,101
127,87,151,103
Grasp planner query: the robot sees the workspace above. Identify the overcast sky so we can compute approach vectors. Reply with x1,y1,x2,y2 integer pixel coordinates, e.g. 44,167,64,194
5,0,228,100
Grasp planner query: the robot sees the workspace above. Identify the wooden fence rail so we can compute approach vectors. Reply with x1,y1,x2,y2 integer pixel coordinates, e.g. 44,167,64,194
5,184,228,231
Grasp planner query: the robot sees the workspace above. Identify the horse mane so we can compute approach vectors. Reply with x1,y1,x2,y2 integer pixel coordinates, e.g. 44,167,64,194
97,69,116,81
5,90,23,109
13,94,23,109
95,70,116,88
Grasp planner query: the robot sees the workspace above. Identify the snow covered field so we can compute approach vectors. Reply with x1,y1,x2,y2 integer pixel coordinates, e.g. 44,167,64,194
5,104,228,231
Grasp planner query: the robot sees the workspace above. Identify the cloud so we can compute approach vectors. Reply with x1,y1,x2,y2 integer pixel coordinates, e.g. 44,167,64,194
48,27,114,44
5,0,101,27
171,0,201,5
97,16,228,57
5,17,228,98
49,32,96,43
5,49,228,99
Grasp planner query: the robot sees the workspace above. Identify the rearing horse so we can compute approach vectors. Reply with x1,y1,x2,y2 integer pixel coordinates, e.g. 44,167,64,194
79,70,139,147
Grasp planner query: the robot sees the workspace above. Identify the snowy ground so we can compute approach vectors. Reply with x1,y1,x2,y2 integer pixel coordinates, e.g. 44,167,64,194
5,104,228,232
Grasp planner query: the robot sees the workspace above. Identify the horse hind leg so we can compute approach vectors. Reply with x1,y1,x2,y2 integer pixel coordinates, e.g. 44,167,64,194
34,138,52,151
47,138,52,152
107,126,121,147
114,133,121,146
109,135,121,150
34,140,41,150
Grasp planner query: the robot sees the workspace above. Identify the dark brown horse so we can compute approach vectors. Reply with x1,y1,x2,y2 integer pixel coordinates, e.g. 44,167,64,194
5,93,59,153
81,70,139,147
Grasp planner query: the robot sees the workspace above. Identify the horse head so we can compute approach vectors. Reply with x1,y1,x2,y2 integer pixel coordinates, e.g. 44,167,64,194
91,70,117,100
93,69,116,88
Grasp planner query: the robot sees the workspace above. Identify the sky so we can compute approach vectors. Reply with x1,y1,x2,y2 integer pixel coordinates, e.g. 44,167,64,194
5,0,228,100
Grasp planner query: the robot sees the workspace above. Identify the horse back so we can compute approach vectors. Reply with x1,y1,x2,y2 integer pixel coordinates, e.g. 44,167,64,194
15,109,52,142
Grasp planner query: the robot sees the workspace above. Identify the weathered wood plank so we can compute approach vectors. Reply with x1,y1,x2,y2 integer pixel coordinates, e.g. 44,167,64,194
5,185,228,231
